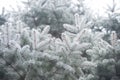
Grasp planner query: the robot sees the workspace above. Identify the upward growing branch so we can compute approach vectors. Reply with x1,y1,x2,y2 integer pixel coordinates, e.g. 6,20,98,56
6,23,9,47
33,30,37,50
110,31,117,47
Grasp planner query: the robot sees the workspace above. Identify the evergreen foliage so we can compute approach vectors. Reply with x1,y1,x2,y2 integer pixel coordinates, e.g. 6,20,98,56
0,1,120,79
0,12,119,80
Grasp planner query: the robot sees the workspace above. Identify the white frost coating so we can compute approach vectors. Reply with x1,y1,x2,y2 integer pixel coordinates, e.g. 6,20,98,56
28,59,36,64
72,51,83,55
9,40,21,50
78,17,86,30
73,29,87,41
0,8,117,80
86,49,94,55
21,45,30,53
75,43,92,51
56,61,75,73
110,31,117,47
21,28,30,38
63,24,78,33
79,77,84,80
61,33,71,49
75,13,80,26
81,61,97,68
42,53,59,61
86,74,94,79
36,39,50,50
31,29,40,40
41,25,50,35
61,33,71,43
70,42,78,50
94,32,105,40
102,59,115,64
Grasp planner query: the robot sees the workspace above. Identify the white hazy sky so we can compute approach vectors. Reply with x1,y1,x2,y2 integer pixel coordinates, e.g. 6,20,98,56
0,0,17,10
0,0,24,13
0,0,120,16
85,0,120,16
